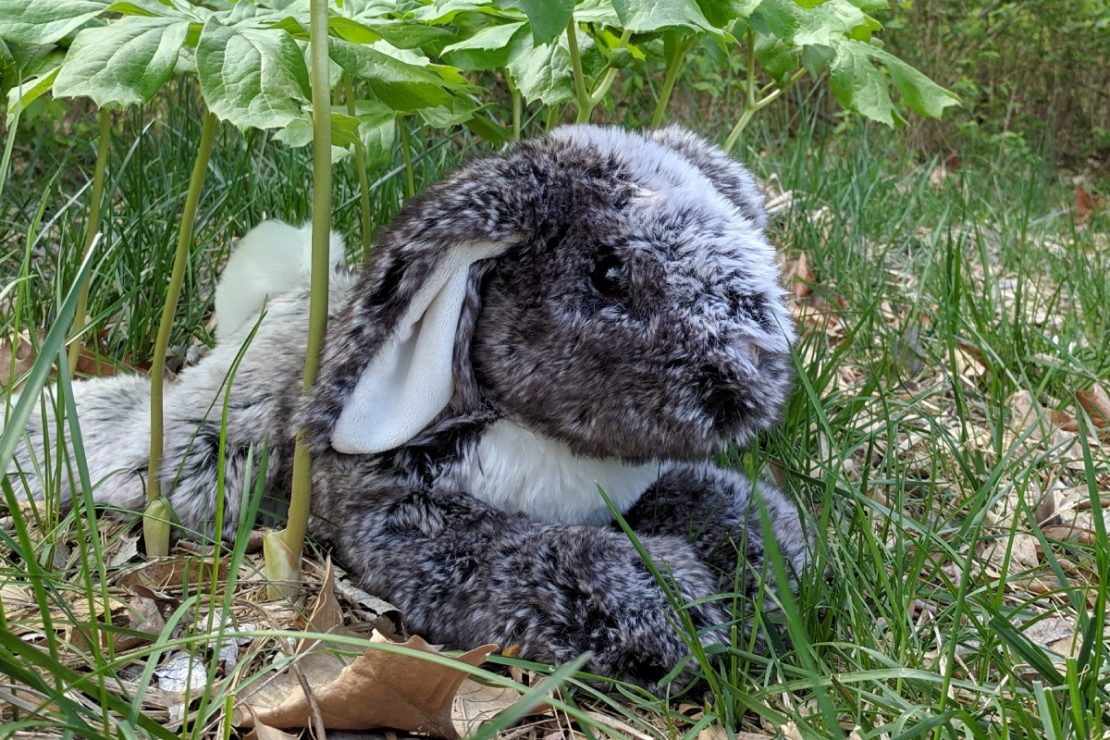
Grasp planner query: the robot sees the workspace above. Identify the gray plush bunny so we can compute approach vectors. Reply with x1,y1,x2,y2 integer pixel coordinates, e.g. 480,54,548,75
9,125,810,687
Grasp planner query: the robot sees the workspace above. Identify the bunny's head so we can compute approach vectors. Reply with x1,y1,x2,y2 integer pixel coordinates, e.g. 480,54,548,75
304,125,794,462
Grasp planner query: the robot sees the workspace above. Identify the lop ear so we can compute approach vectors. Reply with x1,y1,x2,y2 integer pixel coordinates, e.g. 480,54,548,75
329,241,507,454
300,142,556,455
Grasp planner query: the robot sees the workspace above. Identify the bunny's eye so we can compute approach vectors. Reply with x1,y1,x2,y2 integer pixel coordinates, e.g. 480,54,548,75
589,251,624,301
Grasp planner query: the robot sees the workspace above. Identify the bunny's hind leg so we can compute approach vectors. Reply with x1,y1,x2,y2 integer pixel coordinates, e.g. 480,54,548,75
6,374,153,512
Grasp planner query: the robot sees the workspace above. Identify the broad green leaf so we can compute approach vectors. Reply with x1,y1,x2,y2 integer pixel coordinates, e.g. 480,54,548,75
869,46,960,118
6,67,61,124
829,38,893,126
106,0,185,16
330,38,455,111
695,0,758,28
369,22,455,49
574,0,621,26
506,34,574,106
273,111,361,150
197,18,311,130
0,0,110,45
610,0,715,32
353,99,396,167
752,0,875,46
515,0,574,44
412,0,516,25
53,17,189,107
754,32,797,83
329,17,382,44
417,94,480,127
793,0,867,47
441,21,526,70
465,112,511,145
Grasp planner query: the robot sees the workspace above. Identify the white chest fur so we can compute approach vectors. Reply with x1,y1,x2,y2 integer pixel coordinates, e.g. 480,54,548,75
456,419,667,525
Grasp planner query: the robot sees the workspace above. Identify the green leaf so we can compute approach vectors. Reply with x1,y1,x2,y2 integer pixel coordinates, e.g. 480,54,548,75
353,99,396,167
329,16,382,44
695,0,758,28
6,66,61,125
330,38,456,111
440,21,526,70
53,17,188,107
794,0,867,46
573,0,621,26
417,94,480,127
0,0,110,45
610,0,715,32
196,18,311,130
754,32,797,83
506,34,574,106
466,112,511,145
515,0,574,44
869,46,960,118
829,38,894,126
273,111,361,150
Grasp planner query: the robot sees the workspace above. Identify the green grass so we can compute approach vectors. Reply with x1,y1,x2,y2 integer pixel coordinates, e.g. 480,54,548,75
1,86,1108,738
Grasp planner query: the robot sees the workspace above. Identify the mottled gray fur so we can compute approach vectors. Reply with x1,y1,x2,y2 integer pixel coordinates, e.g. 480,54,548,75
7,126,810,688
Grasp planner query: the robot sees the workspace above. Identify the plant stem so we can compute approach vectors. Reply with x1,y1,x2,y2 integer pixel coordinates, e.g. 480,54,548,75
67,108,112,375
723,66,807,153
565,17,592,124
651,35,694,128
398,116,415,197
146,111,217,511
505,72,521,142
277,0,334,590
589,29,633,109
344,73,373,262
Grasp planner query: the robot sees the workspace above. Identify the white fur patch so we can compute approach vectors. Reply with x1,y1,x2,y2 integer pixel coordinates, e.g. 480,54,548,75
457,419,667,525
214,221,346,341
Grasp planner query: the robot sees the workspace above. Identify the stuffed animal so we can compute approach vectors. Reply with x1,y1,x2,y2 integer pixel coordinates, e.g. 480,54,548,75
9,125,811,688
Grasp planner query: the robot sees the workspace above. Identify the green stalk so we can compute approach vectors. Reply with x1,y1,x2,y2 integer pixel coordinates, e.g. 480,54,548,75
723,66,807,153
343,73,373,262
650,35,695,128
565,17,592,124
505,72,521,142
398,116,415,197
589,29,633,110
144,111,218,557
267,0,333,598
67,108,112,375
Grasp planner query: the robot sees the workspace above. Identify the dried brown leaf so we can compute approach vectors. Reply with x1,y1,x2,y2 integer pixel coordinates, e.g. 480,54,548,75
452,679,521,736
1077,385,1110,428
790,252,813,301
0,332,37,389
115,556,227,591
238,635,496,736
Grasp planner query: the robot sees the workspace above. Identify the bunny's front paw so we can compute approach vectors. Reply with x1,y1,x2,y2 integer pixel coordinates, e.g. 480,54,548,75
511,530,728,689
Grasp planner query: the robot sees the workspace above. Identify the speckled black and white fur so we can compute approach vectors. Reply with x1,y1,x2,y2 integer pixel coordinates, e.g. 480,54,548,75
8,126,810,688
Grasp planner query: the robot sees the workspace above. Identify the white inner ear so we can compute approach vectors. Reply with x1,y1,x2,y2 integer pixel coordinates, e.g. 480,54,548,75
331,241,506,454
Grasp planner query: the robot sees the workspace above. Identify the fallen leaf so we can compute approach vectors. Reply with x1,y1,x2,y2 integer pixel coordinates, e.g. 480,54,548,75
0,332,38,388
1074,187,1094,226
928,163,950,188
452,679,521,736
236,558,497,736
155,652,207,693
238,635,496,735
1077,385,1110,428
115,556,227,591
789,252,813,300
